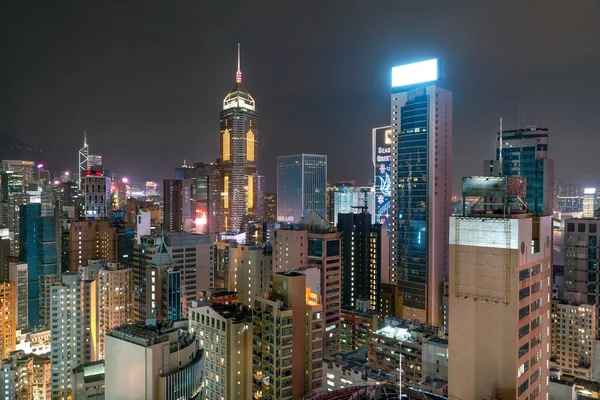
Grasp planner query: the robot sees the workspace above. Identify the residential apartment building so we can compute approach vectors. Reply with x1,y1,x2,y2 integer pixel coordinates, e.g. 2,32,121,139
189,301,252,400
252,271,324,399
273,212,342,357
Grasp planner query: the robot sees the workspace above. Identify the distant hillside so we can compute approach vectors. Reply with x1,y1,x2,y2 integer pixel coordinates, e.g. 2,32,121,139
0,130,57,170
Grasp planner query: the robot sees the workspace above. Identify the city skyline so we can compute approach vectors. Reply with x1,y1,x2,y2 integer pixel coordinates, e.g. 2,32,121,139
1,2,599,194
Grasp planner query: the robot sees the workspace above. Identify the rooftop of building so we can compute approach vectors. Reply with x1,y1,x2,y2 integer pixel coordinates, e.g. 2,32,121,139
191,301,252,324
372,319,442,344
108,319,189,347
550,372,600,395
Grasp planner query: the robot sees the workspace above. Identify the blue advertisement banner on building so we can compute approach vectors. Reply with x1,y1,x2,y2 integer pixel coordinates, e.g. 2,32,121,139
372,126,392,227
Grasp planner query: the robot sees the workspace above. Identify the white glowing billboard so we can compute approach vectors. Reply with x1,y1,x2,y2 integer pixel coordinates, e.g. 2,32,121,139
391,59,438,88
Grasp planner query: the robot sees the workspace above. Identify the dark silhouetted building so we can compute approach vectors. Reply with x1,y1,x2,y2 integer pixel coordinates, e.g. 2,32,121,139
163,179,183,232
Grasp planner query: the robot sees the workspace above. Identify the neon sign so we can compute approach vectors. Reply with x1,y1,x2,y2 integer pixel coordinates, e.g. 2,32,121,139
373,127,392,227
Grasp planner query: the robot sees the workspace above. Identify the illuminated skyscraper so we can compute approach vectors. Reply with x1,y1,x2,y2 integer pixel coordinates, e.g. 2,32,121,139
583,188,597,217
220,44,258,233
389,59,452,325
163,179,183,232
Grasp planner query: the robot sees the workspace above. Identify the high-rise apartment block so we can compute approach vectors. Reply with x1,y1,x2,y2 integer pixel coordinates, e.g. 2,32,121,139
0,282,16,360
220,45,258,233
163,179,183,232
0,351,51,400
340,301,379,353
69,220,117,272
222,242,272,307
389,59,452,325
448,177,552,400
97,263,133,359
50,273,83,399
274,212,341,357
277,154,327,223
252,271,324,399
550,300,597,380
9,261,28,332
105,320,206,400
338,211,388,310
189,301,252,400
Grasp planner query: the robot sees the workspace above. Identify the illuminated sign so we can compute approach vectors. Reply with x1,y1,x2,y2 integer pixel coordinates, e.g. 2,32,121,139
373,126,392,227
584,188,596,195
83,170,103,176
392,59,438,88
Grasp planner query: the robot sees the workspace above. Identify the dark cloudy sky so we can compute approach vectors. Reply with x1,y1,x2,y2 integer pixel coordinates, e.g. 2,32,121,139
1,1,599,194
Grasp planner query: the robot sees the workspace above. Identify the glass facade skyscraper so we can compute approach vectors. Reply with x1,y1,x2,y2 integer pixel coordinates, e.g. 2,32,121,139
492,127,554,216
389,60,452,326
18,203,58,328
277,154,327,223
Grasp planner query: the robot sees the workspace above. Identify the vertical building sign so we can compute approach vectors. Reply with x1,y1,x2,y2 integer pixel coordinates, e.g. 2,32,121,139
373,126,392,227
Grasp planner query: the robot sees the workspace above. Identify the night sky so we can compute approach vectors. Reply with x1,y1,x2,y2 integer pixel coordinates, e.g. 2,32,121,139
1,1,599,195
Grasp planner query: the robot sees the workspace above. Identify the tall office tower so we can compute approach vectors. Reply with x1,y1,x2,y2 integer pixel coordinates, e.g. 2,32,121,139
163,179,183,232
80,170,110,219
166,232,211,313
273,212,342,357
264,193,276,222
9,261,28,332
326,184,376,226
583,188,597,217
277,154,327,223
0,282,16,360
69,220,118,272
448,177,551,400
220,44,258,233
87,154,102,170
372,126,393,227
223,242,272,306
105,320,205,400
18,203,57,328
133,233,211,320
257,175,265,222
252,271,324,399
50,273,83,399
189,301,253,400
97,263,133,359
181,178,194,230
78,131,89,189
485,126,554,216
389,59,452,325
337,211,388,310
550,300,597,380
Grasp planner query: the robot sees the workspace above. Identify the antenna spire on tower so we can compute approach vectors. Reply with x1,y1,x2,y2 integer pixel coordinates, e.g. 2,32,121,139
84,129,87,147
236,43,242,83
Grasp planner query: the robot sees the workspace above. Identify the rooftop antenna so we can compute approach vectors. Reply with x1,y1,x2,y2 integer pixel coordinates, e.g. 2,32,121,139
236,43,242,83
84,129,87,147
499,117,503,177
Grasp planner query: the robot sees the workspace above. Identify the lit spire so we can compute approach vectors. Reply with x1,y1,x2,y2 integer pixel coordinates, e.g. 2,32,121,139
83,129,87,147
236,43,242,83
